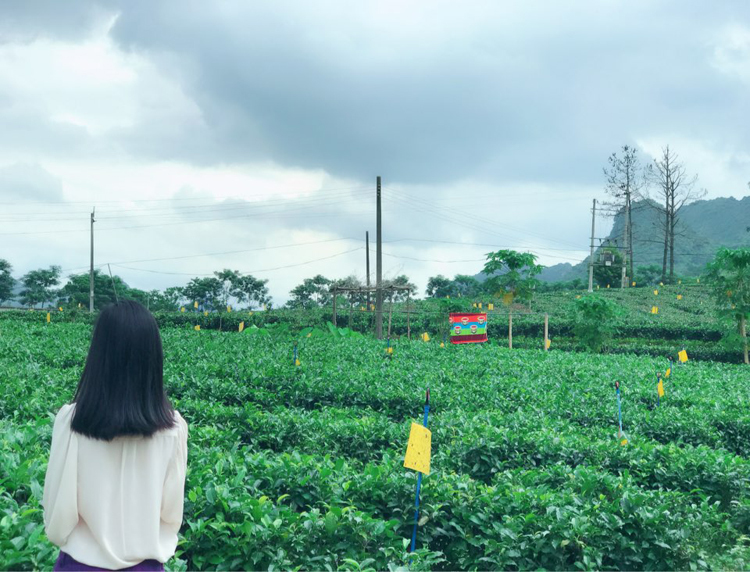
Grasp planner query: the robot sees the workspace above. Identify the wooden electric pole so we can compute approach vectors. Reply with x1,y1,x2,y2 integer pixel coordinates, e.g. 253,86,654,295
588,199,596,293
89,207,96,312
366,231,371,311
375,176,383,339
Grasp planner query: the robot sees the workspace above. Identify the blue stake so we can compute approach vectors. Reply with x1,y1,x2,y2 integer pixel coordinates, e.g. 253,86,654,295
615,381,623,439
410,388,430,554
293,343,298,365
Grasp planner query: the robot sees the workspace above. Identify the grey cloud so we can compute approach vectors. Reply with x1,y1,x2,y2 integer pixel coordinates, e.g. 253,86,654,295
0,162,64,202
0,1,106,43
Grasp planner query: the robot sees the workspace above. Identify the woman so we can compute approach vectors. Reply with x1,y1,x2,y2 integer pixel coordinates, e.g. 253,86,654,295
43,300,188,571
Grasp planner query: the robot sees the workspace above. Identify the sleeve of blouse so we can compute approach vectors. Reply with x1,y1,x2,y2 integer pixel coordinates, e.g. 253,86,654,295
42,404,79,546
161,413,188,526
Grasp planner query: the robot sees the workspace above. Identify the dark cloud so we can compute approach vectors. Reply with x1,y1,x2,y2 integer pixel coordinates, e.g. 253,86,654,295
103,1,750,186
0,1,105,43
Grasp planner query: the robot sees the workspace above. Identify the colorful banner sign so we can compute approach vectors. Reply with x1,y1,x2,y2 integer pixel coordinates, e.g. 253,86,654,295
449,313,488,344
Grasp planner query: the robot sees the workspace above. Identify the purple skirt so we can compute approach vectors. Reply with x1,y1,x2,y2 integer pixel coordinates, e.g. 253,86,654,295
54,551,164,571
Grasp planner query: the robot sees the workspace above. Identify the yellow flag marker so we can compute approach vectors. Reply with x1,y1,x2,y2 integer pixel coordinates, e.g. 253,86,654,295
657,379,665,397
545,339,551,349
421,332,430,342
632,281,636,287
295,358,301,367
488,303,494,310
204,311,208,316
665,367,671,378
660,282,664,286
677,294,682,300
180,307,185,313
678,349,688,363
46,312,51,323
386,346,393,354
404,422,431,475
472,303,477,308
194,325,200,331
58,307,63,312
651,306,659,314
440,342,445,348
654,290,658,296
227,305,232,313
478,302,482,308
239,321,245,333
194,301,198,308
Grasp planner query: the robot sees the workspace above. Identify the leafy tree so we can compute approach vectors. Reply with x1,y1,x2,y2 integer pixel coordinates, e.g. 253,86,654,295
215,269,242,308
634,265,662,286
707,247,750,365
288,275,332,309
235,275,270,309
425,275,454,298
572,294,622,352
59,270,136,309
0,259,13,305
331,275,366,306
183,277,223,310
452,274,481,298
384,275,416,302
593,246,624,288
20,266,61,308
481,250,542,305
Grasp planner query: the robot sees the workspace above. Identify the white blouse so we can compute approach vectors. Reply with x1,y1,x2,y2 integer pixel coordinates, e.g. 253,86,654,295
42,403,188,570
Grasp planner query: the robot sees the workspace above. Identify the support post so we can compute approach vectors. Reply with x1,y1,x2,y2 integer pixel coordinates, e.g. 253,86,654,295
508,310,513,350
376,176,383,339
366,231,371,311
410,389,430,554
387,293,393,338
89,207,96,312
406,292,411,340
544,313,549,351
332,288,337,327
588,199,596,293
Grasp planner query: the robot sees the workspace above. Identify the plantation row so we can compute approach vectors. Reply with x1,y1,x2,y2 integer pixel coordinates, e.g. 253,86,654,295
2,316,750,569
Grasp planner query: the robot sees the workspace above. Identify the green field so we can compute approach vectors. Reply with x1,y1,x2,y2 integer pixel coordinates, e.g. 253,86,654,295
2,314,750,570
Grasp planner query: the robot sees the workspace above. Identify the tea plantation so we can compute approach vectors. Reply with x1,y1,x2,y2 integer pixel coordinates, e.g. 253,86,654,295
2,314,750,570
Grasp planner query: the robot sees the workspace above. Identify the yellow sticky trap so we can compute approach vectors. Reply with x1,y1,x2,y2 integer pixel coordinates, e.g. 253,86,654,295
78,303,82,308
263,304,267,311
370,304,375,311
651,306,658,314
46,312,51,323
360,306,365,311
545,339,551,349
194,325,200,331
632,281,636,287
657,379,665,397
478,302,482,308
678,280,682,284
194,301,198,308
606,284,610,289
446,295,450,299
421,332,430,342
677,295,682,300
295,359,301,367
575,295,581,299
678,350,688,363
440,342,445,348
386,346,393,354
653,290,658,296
697,278,700,283
404,422,431,475
248,311,253,316
659,282,664,286
239,321,245,333
488,303,494,310
204,311,208,316
58,307,63,312
472,303,477,308
620,439,628,446
596,285,600,290
227,305,232,312
665,367,671,378
180,307,185,313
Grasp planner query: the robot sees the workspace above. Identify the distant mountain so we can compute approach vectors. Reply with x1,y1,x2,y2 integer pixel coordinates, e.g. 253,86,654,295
539,195,750,282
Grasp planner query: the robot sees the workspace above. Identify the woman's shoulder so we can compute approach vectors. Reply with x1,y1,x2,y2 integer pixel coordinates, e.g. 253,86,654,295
170,410,188,436
54,403,75,423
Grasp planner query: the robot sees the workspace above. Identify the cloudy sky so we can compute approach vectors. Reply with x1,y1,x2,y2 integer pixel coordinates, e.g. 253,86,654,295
1,1,748,303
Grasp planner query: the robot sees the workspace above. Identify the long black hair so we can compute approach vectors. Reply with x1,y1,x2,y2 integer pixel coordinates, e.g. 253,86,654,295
71,300,175,441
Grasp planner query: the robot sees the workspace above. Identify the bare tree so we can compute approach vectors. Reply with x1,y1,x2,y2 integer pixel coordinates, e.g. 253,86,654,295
603,145,645,283
646,146,704,283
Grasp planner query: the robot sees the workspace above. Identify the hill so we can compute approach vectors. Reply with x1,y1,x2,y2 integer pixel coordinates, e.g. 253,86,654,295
540,195,750,282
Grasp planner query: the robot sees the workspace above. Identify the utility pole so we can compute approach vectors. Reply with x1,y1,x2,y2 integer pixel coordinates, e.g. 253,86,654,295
89,207,96,312
588,199,596,293
375,176,383,339
365,231,371,311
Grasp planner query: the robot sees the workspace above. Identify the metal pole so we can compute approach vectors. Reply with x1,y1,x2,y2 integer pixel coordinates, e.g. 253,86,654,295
410,388,430,554
376,177,383,339
89,207,95,312
588,199,596,293
366,231,371,311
